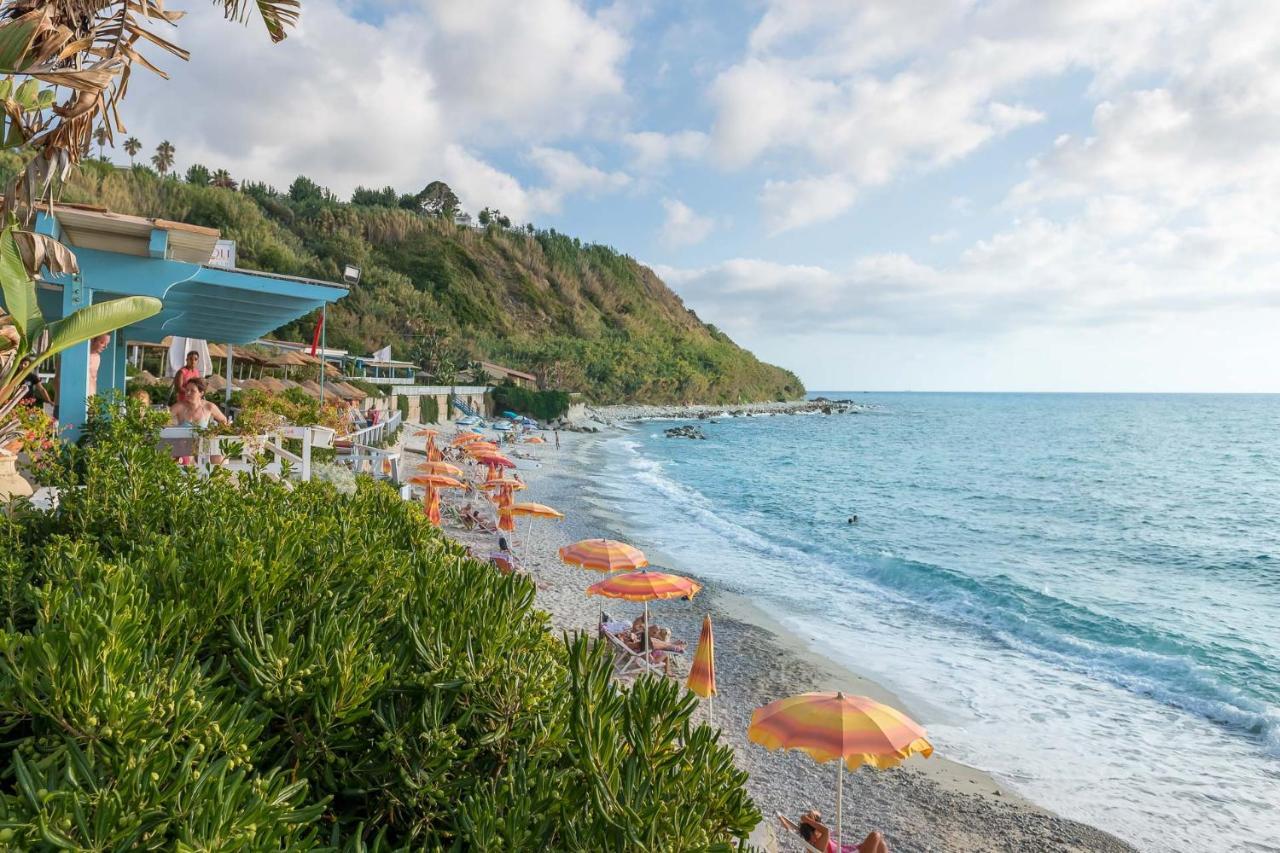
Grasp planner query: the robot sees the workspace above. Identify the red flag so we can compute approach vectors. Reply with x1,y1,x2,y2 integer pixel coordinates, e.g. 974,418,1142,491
309,312,324,356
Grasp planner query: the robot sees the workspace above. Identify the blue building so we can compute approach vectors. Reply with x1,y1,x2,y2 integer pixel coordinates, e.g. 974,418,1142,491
31,204,347,435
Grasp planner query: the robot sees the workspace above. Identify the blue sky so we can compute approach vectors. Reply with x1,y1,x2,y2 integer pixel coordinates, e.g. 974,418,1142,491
123,0,1280,392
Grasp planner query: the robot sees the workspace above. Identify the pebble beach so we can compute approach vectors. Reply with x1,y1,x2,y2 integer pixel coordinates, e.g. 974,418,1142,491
405,423,1138,853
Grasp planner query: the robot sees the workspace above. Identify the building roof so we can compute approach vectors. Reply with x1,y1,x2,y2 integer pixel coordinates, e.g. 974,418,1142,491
479,360,537,382
35,207,347,346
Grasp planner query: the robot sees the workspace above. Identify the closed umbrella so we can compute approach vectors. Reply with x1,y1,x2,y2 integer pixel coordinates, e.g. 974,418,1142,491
749,692,932,850
687,615,717,724
409,474,466,525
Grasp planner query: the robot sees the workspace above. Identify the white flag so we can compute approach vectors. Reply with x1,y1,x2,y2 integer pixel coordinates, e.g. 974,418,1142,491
373,345,392,362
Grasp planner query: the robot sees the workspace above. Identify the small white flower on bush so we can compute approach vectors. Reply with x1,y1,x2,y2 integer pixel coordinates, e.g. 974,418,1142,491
311,463,357,495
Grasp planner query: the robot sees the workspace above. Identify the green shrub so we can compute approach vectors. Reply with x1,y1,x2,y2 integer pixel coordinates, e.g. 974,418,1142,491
421,394,439,424
0,412,758,849
492,382,570,422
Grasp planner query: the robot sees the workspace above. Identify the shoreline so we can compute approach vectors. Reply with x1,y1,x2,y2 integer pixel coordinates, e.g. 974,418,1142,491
409,423,1138,853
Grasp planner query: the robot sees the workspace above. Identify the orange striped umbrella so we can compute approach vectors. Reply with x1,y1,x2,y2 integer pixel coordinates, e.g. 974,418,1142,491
464,442,500,454
749,692,932,848
559,538,648,573
451,432,485,446
498,502,563,520
416,461,464,478
524,436,546,444
500,502,563,558
477,478,526,492
588,572,700,675
477,453,516,470
410,474,466,526
686,615,716,700
409,474,466,489
414,428,440,437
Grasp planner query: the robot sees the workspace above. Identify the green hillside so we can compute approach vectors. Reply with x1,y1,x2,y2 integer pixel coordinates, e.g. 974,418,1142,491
51,162,804,404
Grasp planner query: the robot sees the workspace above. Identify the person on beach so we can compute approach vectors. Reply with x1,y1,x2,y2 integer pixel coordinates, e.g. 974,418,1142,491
171,350,202,403
779,811,888,853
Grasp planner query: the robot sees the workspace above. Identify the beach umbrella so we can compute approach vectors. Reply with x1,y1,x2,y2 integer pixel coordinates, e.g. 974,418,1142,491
748,692,932,850
477,478,526,492
687,615,717,724
525,436,546,444
559,539,648,573
464,442,501,456
409,474,466,525
499,501,564,558
476,453,516,469
452,432,485,446
415,428,442,460
587,572,701,674
417,461,464,478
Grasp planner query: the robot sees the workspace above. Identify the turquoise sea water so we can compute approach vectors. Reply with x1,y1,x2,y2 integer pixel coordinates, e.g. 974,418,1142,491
588,393,1280,852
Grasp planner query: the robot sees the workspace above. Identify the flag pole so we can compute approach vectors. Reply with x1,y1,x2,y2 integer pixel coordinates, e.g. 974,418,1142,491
318,305,327,403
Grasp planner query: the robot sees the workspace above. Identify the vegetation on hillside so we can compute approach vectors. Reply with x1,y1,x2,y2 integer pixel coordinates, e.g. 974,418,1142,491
44,160,804,404
0,402,759,849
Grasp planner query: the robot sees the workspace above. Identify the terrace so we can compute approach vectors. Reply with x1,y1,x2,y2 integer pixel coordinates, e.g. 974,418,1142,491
32,204,348,437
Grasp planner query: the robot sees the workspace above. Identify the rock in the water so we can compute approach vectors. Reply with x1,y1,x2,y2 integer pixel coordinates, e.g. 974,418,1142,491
664,424,707,440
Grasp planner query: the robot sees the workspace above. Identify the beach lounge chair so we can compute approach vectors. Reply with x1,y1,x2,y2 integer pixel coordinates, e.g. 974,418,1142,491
599,624,652,681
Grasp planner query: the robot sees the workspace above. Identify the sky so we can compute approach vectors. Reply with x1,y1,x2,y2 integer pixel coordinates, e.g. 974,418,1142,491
120,0,1280,392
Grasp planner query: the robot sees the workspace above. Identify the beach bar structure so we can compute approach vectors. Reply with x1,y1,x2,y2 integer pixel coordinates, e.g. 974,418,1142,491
27,204,347,436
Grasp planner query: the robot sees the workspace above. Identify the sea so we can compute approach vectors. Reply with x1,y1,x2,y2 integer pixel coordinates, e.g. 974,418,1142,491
584,393,1280,852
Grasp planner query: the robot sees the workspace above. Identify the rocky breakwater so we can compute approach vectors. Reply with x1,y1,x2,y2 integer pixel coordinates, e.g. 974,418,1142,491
664,424,707,440
598,397,868,422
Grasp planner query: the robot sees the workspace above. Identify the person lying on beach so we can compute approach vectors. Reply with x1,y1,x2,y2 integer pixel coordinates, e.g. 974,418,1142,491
778,811,888,853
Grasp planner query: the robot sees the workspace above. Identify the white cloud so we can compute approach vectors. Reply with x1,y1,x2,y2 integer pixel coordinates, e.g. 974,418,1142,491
526,147,630,213
659,199,715,247
622,131,709,172
759,175,856,234
121,0,628,199
441,145,535,222
709,0,1221,230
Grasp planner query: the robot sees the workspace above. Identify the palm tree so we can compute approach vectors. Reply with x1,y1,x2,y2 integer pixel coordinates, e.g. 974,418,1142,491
211,168,238,190
123,137,141,166
93,126,109,160
152,140,176,177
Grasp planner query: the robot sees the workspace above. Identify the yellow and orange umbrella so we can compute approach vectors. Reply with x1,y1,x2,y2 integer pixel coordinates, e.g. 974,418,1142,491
409,474,466,525
499,502,563,520
464,441,500,454
477,478,526,492
748,692,932,849
414,428,440,437
587,571,700,674
687,615,716,712
499,501,564,556
415,428,442,459
559,538,648,573
416,461,464,478
524,436,546,444
451,432,485,446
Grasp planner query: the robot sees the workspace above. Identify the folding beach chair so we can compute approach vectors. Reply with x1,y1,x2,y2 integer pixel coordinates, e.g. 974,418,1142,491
597,622,652,681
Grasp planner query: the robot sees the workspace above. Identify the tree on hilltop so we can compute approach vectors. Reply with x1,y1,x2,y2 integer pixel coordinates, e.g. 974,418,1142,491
93,126,110,160
414,180,460,218
185,163,211,186
152,140,176,177
351,185,398,207
123,137,142,166
211,168,238,190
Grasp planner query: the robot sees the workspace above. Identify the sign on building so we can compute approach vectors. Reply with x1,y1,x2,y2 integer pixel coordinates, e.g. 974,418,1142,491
209,239,237,269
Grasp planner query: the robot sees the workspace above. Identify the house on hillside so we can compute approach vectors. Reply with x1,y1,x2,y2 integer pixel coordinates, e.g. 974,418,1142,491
476,360,537,389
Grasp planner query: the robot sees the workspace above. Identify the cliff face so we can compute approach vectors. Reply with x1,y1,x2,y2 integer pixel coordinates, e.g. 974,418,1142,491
59,163,804,404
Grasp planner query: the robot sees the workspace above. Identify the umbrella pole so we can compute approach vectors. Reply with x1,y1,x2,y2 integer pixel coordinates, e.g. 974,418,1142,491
644,601,652,675
835,763,843,853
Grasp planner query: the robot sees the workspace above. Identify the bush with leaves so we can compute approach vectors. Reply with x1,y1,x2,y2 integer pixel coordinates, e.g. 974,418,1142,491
0,412,759,849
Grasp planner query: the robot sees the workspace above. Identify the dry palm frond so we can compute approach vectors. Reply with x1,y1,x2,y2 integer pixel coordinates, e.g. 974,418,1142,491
0,0,299,221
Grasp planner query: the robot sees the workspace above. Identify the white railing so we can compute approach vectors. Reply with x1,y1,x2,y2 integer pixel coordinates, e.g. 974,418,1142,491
158,424,336,482
338,410,402,448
